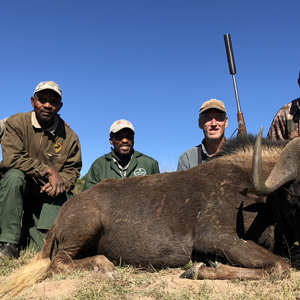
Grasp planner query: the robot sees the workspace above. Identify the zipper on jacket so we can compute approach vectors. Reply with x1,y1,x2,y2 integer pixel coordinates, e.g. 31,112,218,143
35,130,44,159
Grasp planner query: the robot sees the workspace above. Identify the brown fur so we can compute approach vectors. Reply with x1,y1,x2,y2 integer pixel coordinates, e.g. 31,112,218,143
1,137,297,296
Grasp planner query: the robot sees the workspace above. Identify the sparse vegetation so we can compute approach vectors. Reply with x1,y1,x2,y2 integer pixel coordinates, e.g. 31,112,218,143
72,175,86,195
1,249,300,299
0,248,36,277
3,171,300,299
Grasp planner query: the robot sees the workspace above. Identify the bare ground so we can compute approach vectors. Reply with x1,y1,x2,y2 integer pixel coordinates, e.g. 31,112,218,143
5,267,300,300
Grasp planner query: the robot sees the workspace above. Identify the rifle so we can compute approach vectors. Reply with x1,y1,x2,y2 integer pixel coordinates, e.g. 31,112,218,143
224,34,247,135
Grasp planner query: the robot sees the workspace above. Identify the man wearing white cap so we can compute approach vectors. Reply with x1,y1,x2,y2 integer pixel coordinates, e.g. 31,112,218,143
0,81,82,258
83,119,159,191
177,99,228,171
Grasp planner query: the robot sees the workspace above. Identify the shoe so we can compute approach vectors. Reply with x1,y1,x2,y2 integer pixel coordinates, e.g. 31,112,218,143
0,243,19,259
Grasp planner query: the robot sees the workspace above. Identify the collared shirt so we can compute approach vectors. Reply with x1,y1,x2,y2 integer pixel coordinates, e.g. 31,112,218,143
112,154,133,178
200,140,211,163
31,111,59,134
177,139,211,171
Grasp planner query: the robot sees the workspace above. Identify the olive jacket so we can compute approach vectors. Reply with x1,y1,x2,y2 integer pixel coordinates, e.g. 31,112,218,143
0,111,82,198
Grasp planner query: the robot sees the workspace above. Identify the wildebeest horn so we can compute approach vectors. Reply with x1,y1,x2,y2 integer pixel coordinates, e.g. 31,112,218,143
252,126,300,196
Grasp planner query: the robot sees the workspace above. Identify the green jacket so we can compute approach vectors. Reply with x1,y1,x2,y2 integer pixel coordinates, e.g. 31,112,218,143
83,150,159,191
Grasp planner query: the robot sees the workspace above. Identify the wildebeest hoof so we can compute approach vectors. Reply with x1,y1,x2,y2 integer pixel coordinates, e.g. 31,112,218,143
180,262,205,279
107,271,120,280
212,261,220,268
93,265,119,280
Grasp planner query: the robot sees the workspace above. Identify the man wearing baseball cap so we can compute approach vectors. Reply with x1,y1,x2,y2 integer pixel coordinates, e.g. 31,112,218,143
0,81,82,257
177,99,228,171
83,119,159,191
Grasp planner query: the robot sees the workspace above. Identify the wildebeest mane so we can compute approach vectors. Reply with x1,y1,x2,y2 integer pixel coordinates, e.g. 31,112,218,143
212,134,288,159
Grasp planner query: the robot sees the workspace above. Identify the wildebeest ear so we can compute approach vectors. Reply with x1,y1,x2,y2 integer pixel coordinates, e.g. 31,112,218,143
240,187,261,199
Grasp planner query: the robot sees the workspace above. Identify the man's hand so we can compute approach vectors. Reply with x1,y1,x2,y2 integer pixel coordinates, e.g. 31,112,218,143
40,167,66,197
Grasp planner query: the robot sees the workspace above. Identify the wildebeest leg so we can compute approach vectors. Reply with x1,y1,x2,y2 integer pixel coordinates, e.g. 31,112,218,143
50,217,116,277
181,262,261,280
181,262,277,280
51,249,116,277
185,233,290,280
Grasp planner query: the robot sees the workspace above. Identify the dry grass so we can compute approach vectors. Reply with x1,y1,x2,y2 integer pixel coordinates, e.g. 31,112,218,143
0,250,51,299
3,170,300,299
69,270,300,300
1,249,300,299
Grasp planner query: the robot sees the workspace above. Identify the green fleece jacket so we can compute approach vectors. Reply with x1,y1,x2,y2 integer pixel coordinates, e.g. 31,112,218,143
83,150,159,191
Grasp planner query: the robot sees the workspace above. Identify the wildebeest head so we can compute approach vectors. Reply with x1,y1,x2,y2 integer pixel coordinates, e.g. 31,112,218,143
252,127,300,196
252,127,300,243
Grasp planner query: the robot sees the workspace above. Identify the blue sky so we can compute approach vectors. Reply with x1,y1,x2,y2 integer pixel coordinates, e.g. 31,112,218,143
0,1,299,176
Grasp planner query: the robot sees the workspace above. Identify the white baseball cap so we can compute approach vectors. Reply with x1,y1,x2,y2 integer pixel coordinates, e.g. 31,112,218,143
109,119,135,134
34,81,62,98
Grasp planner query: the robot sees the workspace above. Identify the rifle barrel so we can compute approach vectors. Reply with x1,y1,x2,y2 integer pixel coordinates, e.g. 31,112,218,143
224,34,242,112
224,33,247,135
232,74,241,112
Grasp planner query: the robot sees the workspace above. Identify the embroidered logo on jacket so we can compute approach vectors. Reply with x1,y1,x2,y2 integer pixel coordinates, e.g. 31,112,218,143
134,168,146,176
54,142,62,153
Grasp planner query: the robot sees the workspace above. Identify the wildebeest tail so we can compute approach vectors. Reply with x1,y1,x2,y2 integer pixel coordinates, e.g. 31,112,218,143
42,224,58,260
0,225,57,299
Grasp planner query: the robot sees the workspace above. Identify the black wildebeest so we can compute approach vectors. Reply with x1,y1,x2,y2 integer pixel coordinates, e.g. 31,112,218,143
2,127,300,297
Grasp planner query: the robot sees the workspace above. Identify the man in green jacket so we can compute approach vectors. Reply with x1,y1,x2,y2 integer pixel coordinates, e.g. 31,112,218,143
83,119,159,191
0,81,82,258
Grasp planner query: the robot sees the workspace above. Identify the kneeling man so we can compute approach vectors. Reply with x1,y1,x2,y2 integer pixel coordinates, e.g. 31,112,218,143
177,99,228,170
83,119,159,191
0,81,82,257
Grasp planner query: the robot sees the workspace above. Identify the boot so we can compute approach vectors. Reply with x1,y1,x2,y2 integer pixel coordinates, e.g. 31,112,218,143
0,243,19,259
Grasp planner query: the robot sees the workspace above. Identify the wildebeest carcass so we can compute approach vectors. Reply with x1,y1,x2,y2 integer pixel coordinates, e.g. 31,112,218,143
2,127,300,296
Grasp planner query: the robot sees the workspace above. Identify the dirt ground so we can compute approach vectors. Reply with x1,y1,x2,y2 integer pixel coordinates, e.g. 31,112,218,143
14,268,300,300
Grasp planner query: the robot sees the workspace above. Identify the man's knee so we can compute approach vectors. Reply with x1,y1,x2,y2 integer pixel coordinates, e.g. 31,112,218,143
0,169,26,189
